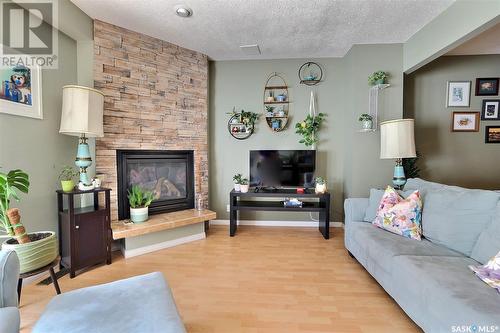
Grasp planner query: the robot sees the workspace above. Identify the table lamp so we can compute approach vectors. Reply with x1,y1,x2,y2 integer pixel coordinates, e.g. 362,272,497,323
380,119,416,190
59,85,104,185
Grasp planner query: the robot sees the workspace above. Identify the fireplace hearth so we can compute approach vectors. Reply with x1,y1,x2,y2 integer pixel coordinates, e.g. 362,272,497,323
116,150,194,220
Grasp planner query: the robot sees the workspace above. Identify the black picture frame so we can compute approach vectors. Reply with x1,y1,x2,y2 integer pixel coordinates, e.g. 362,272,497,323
475,78,499,96
485,126,500,144
481,99,500,120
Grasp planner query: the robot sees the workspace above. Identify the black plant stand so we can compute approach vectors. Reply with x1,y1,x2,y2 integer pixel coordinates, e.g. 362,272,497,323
229,189,331,239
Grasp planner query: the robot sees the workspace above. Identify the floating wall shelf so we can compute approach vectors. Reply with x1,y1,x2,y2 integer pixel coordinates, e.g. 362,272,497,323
364,83,390,132
263,73,290,132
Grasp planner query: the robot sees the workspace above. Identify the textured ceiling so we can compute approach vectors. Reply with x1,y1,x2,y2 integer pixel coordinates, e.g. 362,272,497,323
71,0,454,60
447,23,500,56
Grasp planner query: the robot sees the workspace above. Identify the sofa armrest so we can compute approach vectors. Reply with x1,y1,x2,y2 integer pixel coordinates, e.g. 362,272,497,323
0,250,20,308
344,198,369,224
0,307,20,333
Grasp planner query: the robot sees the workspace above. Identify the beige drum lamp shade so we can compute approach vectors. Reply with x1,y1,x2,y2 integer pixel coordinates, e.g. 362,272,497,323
59,85,104,137
380,119,416,159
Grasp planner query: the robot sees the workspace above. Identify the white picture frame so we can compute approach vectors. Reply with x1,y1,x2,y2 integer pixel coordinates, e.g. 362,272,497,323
0,65,43,119
446,81,471,107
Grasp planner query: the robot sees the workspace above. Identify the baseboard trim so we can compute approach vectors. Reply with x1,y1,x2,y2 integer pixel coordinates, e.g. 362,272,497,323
121,232,206,259
210,219,344,228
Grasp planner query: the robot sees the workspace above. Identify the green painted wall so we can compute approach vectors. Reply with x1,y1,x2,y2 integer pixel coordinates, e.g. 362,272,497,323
209,44,404,222
404,0,500,73
404,55,500,189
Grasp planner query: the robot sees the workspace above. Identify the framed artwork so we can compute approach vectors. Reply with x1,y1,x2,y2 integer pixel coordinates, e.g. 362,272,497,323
0,65,43,119
451,112,479,132
446,81,471,107
481,100,500,120
475,78,499,96
485,126,500,143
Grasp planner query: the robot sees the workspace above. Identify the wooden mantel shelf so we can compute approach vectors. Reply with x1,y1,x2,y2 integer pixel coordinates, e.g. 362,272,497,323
111,209,217,240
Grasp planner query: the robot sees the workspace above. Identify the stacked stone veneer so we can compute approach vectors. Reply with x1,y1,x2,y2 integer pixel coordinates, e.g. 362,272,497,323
93,20,208,221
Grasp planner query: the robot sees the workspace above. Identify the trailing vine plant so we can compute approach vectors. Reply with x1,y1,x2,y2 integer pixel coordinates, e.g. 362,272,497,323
295,113,326,147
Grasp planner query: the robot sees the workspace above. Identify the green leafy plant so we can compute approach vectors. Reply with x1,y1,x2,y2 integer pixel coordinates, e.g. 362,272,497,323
0,169,30,236
295,113,326,147
240,178,249,185
228,108,260,128
403,151,421,179
58,165,78,181
315,176,325,185
358,114,373,122
265,106,275,113
368,71,388,85
233,173,243,184
127,185,154,209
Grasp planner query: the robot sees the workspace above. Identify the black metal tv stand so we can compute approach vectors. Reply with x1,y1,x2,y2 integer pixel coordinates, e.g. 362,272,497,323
229,189,331,239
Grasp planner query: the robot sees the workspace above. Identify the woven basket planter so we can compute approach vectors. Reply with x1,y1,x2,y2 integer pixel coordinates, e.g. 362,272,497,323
2,231,58,274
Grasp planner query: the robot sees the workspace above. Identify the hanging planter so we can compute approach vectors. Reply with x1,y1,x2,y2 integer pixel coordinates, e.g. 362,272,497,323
227,108,260,140
295,91,326,147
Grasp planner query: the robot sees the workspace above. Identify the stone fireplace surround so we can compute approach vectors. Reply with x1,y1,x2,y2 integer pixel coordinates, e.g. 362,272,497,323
93,20,208,222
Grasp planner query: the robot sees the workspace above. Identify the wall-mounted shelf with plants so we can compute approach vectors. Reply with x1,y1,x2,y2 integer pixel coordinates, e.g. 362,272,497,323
227,108,260,140
298,62,323,86
264,73,290,132
358,71,390,132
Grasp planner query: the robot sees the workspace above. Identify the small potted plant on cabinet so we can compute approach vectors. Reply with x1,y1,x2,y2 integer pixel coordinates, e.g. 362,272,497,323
239,178,249,193
233,173,242,192
358,114,374,130
127,185,154,223
1,169,58,274
368,71,388,85
59,165,78,192
315,176,327,194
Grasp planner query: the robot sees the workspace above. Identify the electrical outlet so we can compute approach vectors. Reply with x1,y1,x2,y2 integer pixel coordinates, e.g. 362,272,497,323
226,204,230,212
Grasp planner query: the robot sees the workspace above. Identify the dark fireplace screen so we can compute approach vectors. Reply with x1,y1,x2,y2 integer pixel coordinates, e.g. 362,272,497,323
116,150,194,220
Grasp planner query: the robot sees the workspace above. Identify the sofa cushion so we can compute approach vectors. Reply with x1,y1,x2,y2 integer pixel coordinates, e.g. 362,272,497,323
469,250,500,293
392,255,500,332
33,272,186,333
404,178,500,257
363,188,414,222
471,201,500,264
0,250,20,308
373,186,422,240
350,223,462,276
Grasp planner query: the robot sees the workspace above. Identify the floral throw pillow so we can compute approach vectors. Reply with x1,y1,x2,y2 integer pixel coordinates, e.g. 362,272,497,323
372,186,423,240
469,251,500,293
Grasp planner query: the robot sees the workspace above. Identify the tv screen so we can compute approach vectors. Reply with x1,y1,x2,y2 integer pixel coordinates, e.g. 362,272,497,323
250,150,316,188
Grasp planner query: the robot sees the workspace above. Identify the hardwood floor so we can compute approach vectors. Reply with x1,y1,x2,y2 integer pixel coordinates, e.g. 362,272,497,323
19,226,421,333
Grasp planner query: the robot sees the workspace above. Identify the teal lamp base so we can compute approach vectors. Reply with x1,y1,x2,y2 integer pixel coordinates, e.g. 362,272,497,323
392,159,407,190
75,135,92,185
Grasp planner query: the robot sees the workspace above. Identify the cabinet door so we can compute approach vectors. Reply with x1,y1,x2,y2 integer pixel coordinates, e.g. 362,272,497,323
74,212,107,269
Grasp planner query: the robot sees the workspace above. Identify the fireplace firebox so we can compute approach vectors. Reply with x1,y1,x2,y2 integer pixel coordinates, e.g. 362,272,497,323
116,150,194,220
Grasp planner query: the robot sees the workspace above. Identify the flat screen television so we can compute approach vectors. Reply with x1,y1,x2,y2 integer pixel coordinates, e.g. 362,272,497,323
250,150,316,188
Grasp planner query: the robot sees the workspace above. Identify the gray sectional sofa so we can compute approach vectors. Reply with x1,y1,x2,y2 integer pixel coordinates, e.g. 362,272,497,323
344,178,500,332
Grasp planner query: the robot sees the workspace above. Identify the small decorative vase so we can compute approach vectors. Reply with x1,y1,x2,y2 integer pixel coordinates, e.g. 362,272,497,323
130,207,148,223
276,94,286,102
374,79,385,85
266,96,275,103
240,184,249,193
234,183,241,192
361,120,373,130
61,180,74,192
315,183,327,194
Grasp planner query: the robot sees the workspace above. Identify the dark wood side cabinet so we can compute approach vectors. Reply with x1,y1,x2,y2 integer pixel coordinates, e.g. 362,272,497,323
57,188,112,278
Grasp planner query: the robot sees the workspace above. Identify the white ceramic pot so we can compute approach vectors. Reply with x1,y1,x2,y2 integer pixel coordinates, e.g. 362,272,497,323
315,183,327,194
234,183,241,192
130,207,149,223
240,184,249,193
361,120,373,130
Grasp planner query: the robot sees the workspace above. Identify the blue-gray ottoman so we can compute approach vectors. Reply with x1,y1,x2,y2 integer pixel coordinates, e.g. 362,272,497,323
33,272,186,333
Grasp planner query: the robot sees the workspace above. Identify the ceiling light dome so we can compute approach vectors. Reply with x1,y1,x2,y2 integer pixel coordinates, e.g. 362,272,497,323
175,5,192,18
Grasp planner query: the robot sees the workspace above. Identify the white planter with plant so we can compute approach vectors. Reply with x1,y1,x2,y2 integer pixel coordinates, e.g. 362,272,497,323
358,114,374,130
233,173,242,192
59,165,78,192
315,176,327,194
240,178,249,193
0,169,58,274
368,71,388,86
128,185,154,223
